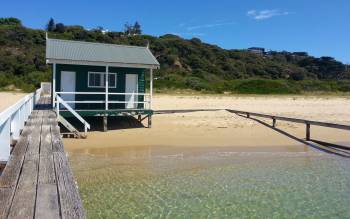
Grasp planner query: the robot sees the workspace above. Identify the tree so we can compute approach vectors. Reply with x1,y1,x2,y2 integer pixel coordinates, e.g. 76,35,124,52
46,18,55,32
124,22,133,36
124,22,142,36
55,23,66,33
133,22,142,35
0,17,21,26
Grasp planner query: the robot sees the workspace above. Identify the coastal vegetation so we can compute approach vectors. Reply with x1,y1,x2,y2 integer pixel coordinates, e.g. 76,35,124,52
0,17,349,94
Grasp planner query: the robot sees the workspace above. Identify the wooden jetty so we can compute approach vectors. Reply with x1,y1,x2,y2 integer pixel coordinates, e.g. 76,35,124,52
0,97,85,219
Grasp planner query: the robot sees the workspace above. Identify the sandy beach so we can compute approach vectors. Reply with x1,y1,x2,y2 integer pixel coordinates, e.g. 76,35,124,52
0,92,27,113
64,95,350,154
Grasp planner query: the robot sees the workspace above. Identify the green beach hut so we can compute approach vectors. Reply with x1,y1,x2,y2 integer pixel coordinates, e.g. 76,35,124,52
46,38,160,135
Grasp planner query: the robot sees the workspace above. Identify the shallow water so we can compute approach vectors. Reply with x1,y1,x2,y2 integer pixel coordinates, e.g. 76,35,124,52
69,146,350,219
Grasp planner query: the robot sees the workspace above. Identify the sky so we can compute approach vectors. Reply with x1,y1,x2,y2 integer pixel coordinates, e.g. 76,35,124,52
1,0,350,63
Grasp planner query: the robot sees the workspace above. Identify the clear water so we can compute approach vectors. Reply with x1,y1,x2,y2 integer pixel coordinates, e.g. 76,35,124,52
69,147,350,219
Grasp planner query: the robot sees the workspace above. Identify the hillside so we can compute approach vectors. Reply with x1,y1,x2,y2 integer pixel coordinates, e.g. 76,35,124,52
0,17,350,93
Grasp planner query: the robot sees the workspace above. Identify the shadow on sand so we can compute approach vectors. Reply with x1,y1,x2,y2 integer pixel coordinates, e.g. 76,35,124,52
60,116,145,132
56,107,350,158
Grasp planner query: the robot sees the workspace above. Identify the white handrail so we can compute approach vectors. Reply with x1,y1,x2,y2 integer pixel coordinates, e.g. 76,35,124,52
0,88,42,162
56,91,150,96
56,95,91,134
57,100,150,104
55,91,151,110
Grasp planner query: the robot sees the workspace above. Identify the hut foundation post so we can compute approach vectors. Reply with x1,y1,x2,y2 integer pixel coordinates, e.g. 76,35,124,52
148,115,152,128
272,118,276,127
306,123,311,140
138,115,142,122
103,116,108,132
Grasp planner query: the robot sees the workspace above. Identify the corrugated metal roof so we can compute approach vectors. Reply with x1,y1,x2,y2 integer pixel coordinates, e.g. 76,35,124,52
46,38,160,68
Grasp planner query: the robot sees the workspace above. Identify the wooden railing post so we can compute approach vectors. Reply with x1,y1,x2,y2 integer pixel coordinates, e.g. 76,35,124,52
10,109,21,141
56,96,59,118
0,117,11,162
306,123,311,141
272,118,276,127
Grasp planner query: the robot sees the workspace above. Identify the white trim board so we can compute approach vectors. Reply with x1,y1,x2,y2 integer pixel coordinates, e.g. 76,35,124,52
47,58,160,69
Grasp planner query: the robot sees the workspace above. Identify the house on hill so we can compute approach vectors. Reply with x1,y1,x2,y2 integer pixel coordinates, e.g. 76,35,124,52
46,38,160,134
247,47,265,55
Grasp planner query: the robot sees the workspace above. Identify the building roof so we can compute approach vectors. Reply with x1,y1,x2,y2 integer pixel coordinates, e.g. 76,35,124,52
46,38,160,69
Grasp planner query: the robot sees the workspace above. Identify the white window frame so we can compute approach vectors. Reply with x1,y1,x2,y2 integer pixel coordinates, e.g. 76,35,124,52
87,72,117,88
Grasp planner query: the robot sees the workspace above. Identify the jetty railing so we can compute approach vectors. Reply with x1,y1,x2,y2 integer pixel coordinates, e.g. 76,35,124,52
226,109,350,140
0,88,42,162
55,91,151,110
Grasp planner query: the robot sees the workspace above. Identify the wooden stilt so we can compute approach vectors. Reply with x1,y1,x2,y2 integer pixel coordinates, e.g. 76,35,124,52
272,118,276,127
147,115,152,128
103,116,108,132
138,115,141,122
306,123,311,140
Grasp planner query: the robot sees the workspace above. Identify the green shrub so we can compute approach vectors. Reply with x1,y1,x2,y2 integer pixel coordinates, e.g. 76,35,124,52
234,80,300,94
185,77,210,91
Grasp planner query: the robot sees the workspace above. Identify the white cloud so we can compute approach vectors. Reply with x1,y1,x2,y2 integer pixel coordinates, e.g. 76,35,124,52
247,9,290,20
186,21,236,31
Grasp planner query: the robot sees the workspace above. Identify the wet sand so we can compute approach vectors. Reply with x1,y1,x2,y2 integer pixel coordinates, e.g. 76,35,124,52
0,92,27,113
64,95,350,154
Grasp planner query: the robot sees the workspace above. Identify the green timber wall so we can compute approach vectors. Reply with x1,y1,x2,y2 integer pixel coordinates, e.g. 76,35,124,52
53,64,146,110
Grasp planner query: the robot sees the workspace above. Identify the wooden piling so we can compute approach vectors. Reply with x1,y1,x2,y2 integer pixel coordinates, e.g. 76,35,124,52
148,115,152,128
103,116,108,132
306,123,311,140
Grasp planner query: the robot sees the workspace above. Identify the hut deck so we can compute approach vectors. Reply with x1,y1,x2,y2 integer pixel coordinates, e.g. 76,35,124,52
0,97,85,219
59,108,153,118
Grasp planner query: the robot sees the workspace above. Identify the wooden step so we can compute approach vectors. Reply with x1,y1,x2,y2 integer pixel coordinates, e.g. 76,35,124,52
58,115,83,138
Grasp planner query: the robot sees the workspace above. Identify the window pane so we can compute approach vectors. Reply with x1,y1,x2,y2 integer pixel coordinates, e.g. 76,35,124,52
95,74,101,87
89,73,118,88
89,73,104,87
90,73,96,87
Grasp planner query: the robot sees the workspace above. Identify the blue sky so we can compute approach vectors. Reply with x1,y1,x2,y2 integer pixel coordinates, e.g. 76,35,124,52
1,0,349,63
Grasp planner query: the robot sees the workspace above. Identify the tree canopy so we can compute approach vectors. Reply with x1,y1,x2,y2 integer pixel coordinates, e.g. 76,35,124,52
0,17,349,93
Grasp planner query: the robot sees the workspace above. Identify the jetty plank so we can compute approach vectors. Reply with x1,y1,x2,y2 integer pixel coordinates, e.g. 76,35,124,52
38,155,56,184
54,152,85,219
35,184,60,219
0,97,85,219
0,188,12,218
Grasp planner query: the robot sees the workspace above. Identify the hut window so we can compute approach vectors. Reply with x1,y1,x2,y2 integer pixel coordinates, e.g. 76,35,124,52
88,72,117,88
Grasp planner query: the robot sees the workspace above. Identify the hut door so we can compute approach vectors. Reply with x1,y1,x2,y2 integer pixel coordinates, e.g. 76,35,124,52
60,71,76,109
125,74,138,109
